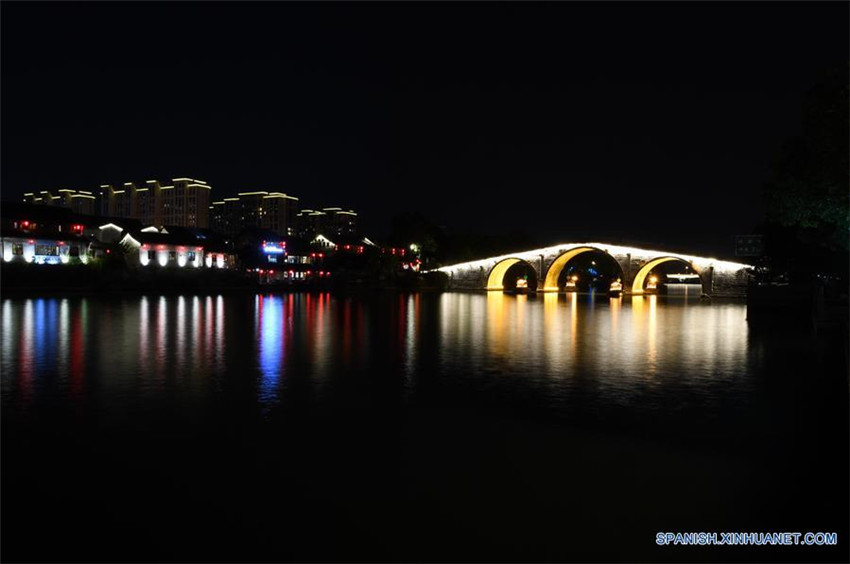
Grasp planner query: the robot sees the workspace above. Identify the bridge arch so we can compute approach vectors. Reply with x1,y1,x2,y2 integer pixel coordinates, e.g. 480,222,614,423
542,246,624,292
486,257,538,290
631,256,705,294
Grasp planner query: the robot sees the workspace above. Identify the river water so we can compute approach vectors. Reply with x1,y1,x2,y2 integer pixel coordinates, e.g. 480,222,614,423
1,292,847,562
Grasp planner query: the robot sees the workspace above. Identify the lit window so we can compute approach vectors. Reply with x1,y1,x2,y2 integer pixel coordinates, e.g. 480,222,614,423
12,244,23,256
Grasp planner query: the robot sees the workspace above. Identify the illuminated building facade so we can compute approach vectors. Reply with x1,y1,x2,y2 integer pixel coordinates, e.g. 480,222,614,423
236,192,266,230
1,234,90,265
210,198,240,236
247,237,321,284
296,207,357,239
296,209,326,238
102,224,234,270
1,203,236,270
210,191,299,237
2,204,91,264
23,190,97,215
323,207,357,237
261,193,299,236
24,177,211,228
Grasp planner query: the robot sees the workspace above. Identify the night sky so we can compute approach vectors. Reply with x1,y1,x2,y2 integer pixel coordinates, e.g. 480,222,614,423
2,1,846,255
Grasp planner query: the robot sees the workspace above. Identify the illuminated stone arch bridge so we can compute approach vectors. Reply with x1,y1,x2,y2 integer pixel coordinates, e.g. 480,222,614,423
435,242,752,297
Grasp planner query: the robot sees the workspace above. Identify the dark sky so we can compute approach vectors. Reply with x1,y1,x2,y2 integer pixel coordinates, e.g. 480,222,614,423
2,1,846,255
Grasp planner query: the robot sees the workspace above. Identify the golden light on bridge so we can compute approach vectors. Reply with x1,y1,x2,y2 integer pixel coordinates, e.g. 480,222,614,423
486,257,523,290
542,246,598,291
631,257,697,294
434,241,752,297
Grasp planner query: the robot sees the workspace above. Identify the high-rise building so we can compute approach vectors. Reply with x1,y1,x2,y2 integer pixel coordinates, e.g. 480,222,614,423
210,197,241,237
137,180,159,226
297,206,357,239
26,177,211,228
236,191,267,230
24,189,97,215
157,178,211,228
323,207,358,237
210,191,299,237
262,193,299,237
296,209,326,239
99,184,133,217
172,178,211,228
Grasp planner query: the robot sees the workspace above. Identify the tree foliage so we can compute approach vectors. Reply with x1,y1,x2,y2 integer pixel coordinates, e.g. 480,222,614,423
764,66,849,255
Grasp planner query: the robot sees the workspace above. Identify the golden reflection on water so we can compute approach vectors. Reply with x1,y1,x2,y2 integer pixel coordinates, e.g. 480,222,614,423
570,292,578,349
486,291,508,356
443,292,749,392
648,295,658,374
610,295,620,335
404,294,420,380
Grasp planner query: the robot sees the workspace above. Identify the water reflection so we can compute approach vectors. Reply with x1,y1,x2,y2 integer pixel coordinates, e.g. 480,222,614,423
404,294,420,385
1,296,234,413
176,296,187,373
2,292,751,421
155,296,167,383
257,295,284,408
308,292,333,384
437,292,749,414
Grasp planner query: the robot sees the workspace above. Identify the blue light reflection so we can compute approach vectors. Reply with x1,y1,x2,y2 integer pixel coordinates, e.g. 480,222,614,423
257,295,284,408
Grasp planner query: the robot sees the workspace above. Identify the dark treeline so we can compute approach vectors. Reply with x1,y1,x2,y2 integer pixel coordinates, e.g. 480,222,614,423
385,211,539,267
758,65,848,285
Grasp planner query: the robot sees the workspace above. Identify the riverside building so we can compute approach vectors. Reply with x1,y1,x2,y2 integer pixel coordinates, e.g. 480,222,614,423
296,207,357,239
23,177,212,229
209,191,299,238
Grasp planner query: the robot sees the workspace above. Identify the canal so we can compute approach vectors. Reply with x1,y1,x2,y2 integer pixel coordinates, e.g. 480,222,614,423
2,292,847,562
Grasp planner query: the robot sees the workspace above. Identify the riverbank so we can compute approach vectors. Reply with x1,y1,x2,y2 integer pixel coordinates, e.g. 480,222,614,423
0,261,449,297
747,282,849,336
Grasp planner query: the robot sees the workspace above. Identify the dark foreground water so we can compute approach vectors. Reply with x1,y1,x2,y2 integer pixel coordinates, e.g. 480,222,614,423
2,292,847,562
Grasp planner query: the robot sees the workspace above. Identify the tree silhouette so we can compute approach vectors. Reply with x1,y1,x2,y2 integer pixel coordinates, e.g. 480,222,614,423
763,66,849,277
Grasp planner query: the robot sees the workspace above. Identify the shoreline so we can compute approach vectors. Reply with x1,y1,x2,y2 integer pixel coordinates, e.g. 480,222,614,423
0,284,448,299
